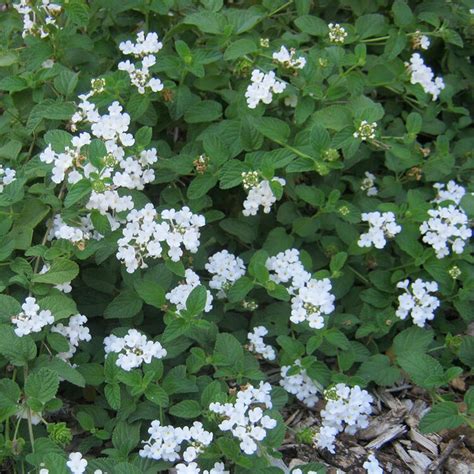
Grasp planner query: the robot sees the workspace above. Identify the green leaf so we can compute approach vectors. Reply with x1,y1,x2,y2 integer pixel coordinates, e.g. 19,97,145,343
397,353,443,389
357,355,401,386
32,258,79,285
54,69,79,97
324,329,350,350
227,276,254,303
214,333,244,366
392,0,414,27
393,327,433,356
105,383,121,410
186,285,208,315
169,400,201,418
419,402,465,433
64,179,92,208
104,290,143,319
134,280,165,309
184,101,222,123
187,174,217,199
145,384,169,407
25,368,59,404
0,52,18,67
459,336,474,368
294,15,328,36
112,421,141,456
135,126,152,148
0,295,21,323
39,294,78,321
330,252,347,274
0,379,20,421
251,117,290,142
276,336,304,360
224,39,258,60
44,130,73,152
0,325,37,366
37,357,85,387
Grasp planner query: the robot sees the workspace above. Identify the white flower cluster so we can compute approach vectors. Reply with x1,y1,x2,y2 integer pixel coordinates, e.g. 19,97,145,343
245,69,286,109
266,248,311,292
363,454,384,474
266,249,335,329
13,0,61,39
166,269,213,314
40,99,157,230
280,359,320,408
247,326,276,361
396,279,440,327
103,329,166,371
432,180,466,205
205,250,246,298
413,31,430,50
40,264,72,293
272,46,306,70
66,452,87,474
291,278,335,329
292,470,318,474
408,53,445,101
47,214,101,245
420,181,471,258
117,204,205,272
353,121,377,140
0,165,16,192
51,314,91,360
118,31,164,94
140,420,212,464
242,175,286,216
209,382,276,455
328,23,347,43
314,384,373,454
12,297,54,337
361,171,378,196
175,461,229,474
358,212,401,249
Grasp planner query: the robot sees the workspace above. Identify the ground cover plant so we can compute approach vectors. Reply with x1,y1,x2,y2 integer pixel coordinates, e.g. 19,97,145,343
0,0,473,472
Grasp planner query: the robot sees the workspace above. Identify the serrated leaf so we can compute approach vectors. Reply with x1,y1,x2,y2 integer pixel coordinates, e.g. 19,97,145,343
25,368,59,404
104,290,143,319
32,258,79,285
169,399,201,418
419,402,465,433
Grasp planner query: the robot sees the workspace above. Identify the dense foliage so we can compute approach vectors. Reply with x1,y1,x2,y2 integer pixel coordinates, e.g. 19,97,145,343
0,0,473,473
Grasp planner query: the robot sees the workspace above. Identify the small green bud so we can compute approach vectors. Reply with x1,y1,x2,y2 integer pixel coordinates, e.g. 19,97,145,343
48,422,73,447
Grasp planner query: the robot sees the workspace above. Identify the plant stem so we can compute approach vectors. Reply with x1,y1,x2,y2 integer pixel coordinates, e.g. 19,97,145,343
23,366,35,453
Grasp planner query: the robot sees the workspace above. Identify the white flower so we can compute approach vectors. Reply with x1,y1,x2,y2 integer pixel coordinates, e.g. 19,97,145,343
245,69,286,109
266,249,311,293
116,205,205,272
209,382,276,454
11,297,54,337
104,329,166,371
396,279,439,327
205,250,246,298
140,420,212,463
242,174,285,216
0,165,16,193
363,454,384,473
407,53,445,101
432,180,466,206
66,452,87,474
314,384,373,453
358,212,401,249
51,314,91,360
280,360,320,407
290,278,335,329
353,121,377,140
272,46,306,70
248,326,276,361
166,269,213,314
420,198,471,259
328,23,347,43
203,462,229,474
361,172,378,196
118,32,164,94
13,0,62,38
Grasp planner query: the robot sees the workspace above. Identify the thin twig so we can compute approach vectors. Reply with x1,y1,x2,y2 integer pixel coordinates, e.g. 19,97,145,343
427,435,464,473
